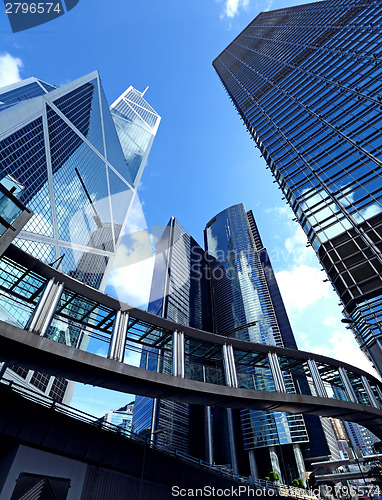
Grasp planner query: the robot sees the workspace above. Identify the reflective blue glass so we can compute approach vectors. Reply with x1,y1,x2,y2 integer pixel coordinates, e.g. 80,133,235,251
213,0,382,377
205,204,308,450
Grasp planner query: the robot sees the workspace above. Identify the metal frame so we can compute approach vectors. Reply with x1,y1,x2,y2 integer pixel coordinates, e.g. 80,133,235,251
2,243,382,413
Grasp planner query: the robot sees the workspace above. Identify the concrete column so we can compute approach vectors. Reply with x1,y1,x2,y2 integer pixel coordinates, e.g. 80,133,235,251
248,449,259,483
293,444,306,486
28,279,64,336
269,446,282,483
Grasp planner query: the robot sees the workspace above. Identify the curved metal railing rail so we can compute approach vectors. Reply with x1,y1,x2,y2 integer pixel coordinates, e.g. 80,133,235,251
0,377,319,499
1,244,382,439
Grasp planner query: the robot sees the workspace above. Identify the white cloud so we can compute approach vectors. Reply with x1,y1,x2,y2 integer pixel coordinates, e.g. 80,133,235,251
328,329,377,376
264,0,273,11
267,204,378,379
109,253,155,308
297,324,377,377
323,316,337,327
283,225,316,266
276,264,330,314
220,0,250,18
107,194,155,307
0,53,23,88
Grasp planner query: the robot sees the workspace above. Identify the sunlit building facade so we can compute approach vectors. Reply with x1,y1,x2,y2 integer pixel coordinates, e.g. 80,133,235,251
0,73,160,291
133,217,211,454
205,204,309,481
213,0,382,376
0,72,160,403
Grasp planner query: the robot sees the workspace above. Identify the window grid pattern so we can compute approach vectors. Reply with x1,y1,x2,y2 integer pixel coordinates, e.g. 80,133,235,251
29,371,50,392
0,73,161,296
213,0,382,375
205,204,308,449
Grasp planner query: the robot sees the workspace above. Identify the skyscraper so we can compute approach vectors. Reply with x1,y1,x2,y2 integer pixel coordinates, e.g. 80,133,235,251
205,204,309,482
132,217,211,454
0,73,160,291
0,72,160,402
213,0,382,376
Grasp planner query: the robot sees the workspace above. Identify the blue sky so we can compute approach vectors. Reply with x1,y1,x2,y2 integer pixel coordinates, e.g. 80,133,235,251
0,0,377,417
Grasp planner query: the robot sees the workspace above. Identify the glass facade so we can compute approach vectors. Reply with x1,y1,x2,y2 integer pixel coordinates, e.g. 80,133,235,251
0,73,160,291
0,72,160,403
213,0,382,376
205,204,308,450
111,87,160,189
133,217,211,453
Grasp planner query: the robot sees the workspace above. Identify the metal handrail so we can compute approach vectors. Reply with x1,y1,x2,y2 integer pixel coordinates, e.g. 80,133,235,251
0,379,320,498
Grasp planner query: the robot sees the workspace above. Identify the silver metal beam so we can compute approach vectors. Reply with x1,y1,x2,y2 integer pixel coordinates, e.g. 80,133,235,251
361,375,379,408
223,344,231,387
223,344,238,388
115,311,129,363
28,279,63,336
108,311,121,360
172,330,178,376
227,408,239,474
108,311,129,362
172,331,184,378
376,385,382,407
180,331,185,378
206,406,213,464
338,367,357,404
308,359,328,398
268,352,286,393
227,344,238,388
28,280,55,333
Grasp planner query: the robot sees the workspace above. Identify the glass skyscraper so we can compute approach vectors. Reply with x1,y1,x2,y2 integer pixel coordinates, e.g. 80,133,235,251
0,72,160,403
134,207,335,479
0,73,160,290
205,204,309,481
213,0,382,376
132,217,211,454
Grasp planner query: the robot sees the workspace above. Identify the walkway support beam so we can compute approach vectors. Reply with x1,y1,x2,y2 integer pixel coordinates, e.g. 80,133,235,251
223,344,238,388
361,375,379,408
28,279,64,337
108,311,129,362
268,352,286,393
338,367,357,404
172,331,184,378
308,359,328,398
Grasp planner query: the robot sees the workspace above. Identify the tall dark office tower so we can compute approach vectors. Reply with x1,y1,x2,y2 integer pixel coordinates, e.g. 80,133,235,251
213,1,382,376
132,217,211,454
205,204,309,481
